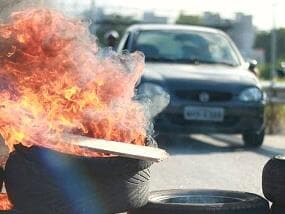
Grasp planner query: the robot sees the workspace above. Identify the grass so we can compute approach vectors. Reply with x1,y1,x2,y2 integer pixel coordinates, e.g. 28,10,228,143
265,104,285,134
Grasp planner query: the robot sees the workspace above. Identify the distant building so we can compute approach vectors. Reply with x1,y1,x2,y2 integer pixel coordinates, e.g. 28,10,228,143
88,7,106,34
95,7,105,22
143,11,168,24
227,13,256,60
203,12,221,25
50,0,89,15
202,12,231,29
0,0,40,19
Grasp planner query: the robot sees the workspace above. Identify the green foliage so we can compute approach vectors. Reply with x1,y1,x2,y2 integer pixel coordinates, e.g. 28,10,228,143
255,31,271,63
176,13,202,25
265,104,285,134
258,64,271,80
83,11,139,47
255,28,285,80
96,14,139,47
255,28,285,63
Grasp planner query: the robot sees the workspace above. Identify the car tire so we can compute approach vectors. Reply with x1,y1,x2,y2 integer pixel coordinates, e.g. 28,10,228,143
128,189,270,214
262,155,285,204
242,128,265,147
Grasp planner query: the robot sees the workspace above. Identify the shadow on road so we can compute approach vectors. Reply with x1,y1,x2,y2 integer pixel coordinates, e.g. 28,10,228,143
210,134,284,158
156,133,283,158
156,134,244,155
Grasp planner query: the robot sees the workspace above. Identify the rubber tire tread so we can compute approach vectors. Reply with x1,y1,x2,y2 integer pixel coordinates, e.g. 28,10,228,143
12,136,156,175
128,189,270,214
270,203,285,214
262,156,285,204
0,167,3,191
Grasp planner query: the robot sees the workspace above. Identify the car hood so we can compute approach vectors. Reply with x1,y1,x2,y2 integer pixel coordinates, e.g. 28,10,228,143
143,63,260,91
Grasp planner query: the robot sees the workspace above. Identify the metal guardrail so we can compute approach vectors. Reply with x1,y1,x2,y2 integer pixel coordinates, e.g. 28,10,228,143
261,82,285,104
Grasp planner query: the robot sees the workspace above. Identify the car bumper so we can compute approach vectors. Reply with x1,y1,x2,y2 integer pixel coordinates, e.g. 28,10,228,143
154,102,265,134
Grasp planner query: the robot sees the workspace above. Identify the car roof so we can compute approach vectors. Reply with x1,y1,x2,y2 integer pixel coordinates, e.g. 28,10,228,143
126,24,224,34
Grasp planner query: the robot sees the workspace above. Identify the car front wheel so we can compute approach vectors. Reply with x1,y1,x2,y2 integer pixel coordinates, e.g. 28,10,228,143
242,128,265,147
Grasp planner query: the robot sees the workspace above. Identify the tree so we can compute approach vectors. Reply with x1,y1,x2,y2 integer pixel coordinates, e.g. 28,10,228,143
96,14,139,47
255,28,285,63
83,10,139,47
254,28,285,79
176,13,202,26
0,0,38,20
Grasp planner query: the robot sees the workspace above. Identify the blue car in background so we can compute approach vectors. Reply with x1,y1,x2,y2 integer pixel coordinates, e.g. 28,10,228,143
118,24,266,147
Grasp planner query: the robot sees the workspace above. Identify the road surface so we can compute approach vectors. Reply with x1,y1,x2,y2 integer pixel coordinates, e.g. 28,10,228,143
150,134,285,197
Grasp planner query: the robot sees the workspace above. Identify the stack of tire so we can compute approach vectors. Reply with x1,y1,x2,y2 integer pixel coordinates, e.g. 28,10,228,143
263,155,285,214
0,167,3,190
0,167,16,214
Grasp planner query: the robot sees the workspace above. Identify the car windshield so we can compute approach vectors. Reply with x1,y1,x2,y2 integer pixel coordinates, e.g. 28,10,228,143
133,30,241,66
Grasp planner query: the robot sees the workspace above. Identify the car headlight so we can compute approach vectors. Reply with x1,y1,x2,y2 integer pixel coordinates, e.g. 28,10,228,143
138,83,167,96
239,87,263,102
137,82,170,118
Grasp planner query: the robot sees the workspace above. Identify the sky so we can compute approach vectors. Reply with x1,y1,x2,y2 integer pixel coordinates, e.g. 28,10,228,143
60,0,285,31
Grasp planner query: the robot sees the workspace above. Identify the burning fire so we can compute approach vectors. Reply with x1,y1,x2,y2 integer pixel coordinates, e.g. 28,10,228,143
0,9,147,157
0,193,13,211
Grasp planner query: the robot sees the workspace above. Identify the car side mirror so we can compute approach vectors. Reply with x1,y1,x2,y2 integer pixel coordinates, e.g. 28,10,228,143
276,69,285,78
104,30,120,48
248,60,258,76
276,62,285,78
248,60,257,71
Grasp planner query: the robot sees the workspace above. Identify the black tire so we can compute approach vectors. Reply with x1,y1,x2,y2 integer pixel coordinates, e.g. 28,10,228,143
0,192,17,214
242,128,265,147
0,167,3,191
4,138,156,214
0,211,15,214
270,203,285,214
0,210,18,214
262,155,285,204
128,189,270,214
11,137,156,175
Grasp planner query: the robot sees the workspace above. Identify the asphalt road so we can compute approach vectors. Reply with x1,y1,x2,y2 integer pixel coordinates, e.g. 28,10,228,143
150,134,285,197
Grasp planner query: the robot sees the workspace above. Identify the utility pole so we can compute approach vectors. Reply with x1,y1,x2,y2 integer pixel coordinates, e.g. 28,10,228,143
89,0,96,34
91,0,95,9
268,1,278,127
270,2,277,82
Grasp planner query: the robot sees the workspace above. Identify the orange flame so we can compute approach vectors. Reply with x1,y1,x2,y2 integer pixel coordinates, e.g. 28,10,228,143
0,193,13,211
0,9,147,157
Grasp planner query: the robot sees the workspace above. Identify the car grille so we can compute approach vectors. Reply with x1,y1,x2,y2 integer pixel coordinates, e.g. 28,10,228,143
175,90,233,102
160,114,239,128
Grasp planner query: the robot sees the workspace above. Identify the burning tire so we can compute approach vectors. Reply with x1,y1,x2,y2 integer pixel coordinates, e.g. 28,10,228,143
262,155,285,204
0,167,3,191
4,138,156,214
128,189,270,214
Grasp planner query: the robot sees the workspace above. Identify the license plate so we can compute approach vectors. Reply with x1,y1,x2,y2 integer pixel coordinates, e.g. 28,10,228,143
184,106,224,122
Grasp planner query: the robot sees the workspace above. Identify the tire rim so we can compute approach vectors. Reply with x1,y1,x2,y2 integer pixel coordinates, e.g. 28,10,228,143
275,155,285,160
152,195,243,205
